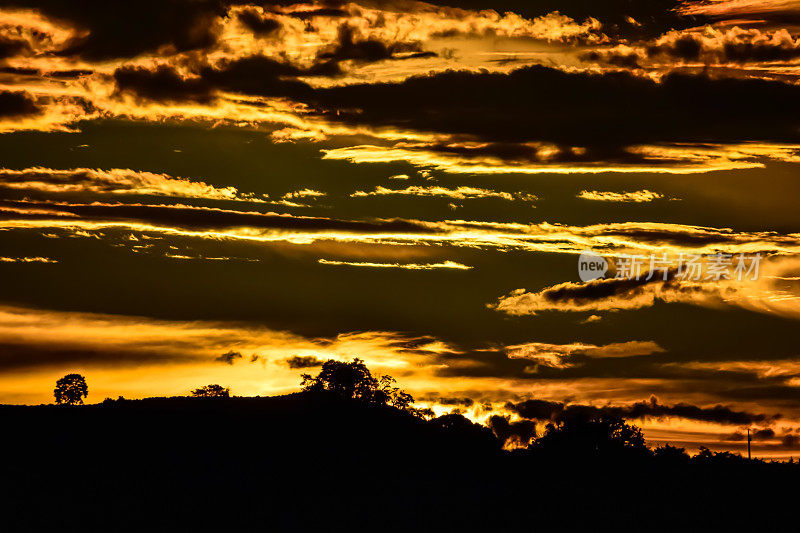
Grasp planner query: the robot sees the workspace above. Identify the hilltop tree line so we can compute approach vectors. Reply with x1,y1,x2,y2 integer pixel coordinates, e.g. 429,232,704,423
51,359,778,464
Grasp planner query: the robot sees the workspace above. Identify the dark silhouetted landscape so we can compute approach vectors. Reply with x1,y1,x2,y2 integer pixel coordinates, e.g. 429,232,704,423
3,361,799,531
5,0,800,529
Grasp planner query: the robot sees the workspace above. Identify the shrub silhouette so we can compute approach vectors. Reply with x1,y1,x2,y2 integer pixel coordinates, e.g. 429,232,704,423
191,384,230,397
53,374,88,405
301,358,414,410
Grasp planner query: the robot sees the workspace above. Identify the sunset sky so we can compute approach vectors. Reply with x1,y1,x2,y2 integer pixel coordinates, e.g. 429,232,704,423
3,0,800,457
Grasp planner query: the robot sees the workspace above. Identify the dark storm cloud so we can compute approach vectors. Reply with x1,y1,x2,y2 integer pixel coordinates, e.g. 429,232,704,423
723,430,800,450
284,355,324,368
506,399,564,420
538,275,666,306
110,16,439,104
0,341,196,370
580,50,641,68
216,350,243,364
647,34,800,64
436,396,475,407
594,228,744,247
617,397,779,425
487,415,535,447
111,60,800,157
0,90,39,118
507,396,777,425
755,428,777,439
286,6,347,20
237,7,282,36
419,395,476,407
198,55,340,98
46,69,95,78
722,41,800,63
0,67,93,78
723,428,775,441
318,24,435,63
302,66,800,147
0,0,227,60
0,66,39,76
648,35,703,61
114,66,215,104
0,33,31,59
781,434,800,449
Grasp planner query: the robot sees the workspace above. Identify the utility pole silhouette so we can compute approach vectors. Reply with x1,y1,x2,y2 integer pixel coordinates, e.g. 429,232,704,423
747,428,751,460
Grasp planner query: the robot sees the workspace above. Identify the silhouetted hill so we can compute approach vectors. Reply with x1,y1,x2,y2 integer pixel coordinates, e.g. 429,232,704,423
1,393,798,532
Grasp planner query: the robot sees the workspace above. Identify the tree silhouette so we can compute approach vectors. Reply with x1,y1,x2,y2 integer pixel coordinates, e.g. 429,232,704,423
191,384,230,397
693,446,749,465
301,358,414,410
54,374,88,405
653,443,690,464
431,413,497,441
534,412,647,457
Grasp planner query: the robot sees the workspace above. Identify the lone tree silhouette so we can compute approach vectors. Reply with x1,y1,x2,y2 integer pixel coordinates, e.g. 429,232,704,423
302,358,414,410
54,374,88,405
191,384,230,397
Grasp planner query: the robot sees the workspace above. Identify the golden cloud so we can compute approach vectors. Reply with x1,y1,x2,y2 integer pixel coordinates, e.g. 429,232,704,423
0,167,266,202
323,142,800,174
506,340,665,369
351,184,536,202
492,255,800,320
577,190,665,202
317,258,472,269
0,303,466,403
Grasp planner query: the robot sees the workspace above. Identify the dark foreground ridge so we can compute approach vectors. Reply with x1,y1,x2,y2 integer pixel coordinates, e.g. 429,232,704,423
2,392,798,532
